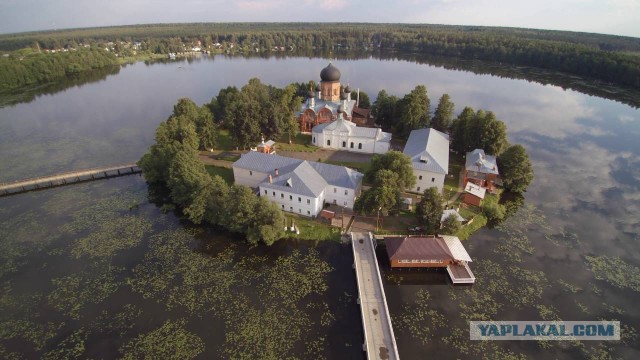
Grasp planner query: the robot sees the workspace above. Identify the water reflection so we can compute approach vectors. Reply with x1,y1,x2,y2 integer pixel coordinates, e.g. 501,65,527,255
1,53,639,359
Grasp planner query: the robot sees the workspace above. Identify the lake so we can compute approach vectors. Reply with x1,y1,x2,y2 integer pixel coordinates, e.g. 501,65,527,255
1,53,639,359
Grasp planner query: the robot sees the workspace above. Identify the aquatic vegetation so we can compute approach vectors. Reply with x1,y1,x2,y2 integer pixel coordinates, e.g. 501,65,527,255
545,227,581,248
222,306,311,359
48,262,123,320
61,191,146,234
575,301,590,314
536,304,561,321
395,290,446,344
71,215,152,258
127,230,243,315
494,233,534,262
259,249,332,306
41,329,87,360
602,303,624,315
89,304,142,338
557,279,582,293
0,210,62,277
120,319,205,360
0,319,62,351
585,255,640,292
493,203,551,262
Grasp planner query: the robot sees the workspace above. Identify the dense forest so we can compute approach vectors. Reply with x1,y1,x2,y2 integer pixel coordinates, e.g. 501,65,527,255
0,23,639,89
0,49,118,91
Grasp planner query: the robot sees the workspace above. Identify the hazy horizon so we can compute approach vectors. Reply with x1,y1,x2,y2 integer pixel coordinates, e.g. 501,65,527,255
0,0,638,38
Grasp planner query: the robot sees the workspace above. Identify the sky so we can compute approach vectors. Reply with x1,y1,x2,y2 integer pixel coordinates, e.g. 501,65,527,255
0,0,638,37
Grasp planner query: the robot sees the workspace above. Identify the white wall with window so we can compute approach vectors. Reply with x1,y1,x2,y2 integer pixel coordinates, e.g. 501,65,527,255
411,169,445,193
259,186,324,216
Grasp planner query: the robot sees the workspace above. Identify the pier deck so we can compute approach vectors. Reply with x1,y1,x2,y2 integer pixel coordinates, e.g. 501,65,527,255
351,231,400,360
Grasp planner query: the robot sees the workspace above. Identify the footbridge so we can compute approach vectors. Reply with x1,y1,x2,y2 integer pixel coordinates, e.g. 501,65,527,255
351,231,400,360
0,164,141,196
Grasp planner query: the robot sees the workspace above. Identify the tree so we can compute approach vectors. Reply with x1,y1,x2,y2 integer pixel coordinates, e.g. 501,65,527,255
397,85,430,136
357,90,371,108
208,86,239,122
167,148,213,224
224,91,263,148
355,169,402,216
482,201,506,223
366,151,416,190
450,106,475,153
138,115,199,184
372,90,399,132
498,144,534,193
431,94,455,132
479,111,508,155
440,213,461,235
247,197,285,245
416,187,444,234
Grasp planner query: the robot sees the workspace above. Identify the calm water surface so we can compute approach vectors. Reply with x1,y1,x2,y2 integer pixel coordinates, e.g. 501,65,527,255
0,54,639,359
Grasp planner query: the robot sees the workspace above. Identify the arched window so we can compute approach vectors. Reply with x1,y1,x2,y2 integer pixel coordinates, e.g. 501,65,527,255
358,143,362,149
327,139,331,146
350,142,354,148
342,141,346,147
317,108,332,125
301,109,316,132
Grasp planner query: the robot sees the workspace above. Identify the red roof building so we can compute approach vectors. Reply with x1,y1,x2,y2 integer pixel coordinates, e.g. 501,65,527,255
384,236,475,283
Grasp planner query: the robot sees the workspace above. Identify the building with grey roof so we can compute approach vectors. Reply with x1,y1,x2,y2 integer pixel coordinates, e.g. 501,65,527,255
233,151,363,217
403,128,450,193
463,149,501,191
311,107,391,154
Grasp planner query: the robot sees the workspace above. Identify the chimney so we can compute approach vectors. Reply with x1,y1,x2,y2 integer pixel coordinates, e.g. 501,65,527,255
274,168,279,176
268,174,273,183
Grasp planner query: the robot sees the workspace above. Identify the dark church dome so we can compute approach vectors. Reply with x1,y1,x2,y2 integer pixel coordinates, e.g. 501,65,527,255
320,63,341,82
338,104,345,113
315,84,321,92
344,85,351,93
307,90,316,98
340,91,348,100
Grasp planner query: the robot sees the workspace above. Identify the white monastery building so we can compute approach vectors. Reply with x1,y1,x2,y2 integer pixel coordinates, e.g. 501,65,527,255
232,151,363,217
311,104,391,154
403,128,450,193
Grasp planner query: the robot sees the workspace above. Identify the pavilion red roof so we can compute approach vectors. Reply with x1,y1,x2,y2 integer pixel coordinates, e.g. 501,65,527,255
384,236,454,261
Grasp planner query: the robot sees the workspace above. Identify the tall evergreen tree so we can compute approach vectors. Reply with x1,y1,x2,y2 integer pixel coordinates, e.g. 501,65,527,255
431,94,455,132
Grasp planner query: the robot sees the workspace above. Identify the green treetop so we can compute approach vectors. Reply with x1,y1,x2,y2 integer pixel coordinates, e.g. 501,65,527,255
416,187,444,234
431,93,455,133
498,144,534,193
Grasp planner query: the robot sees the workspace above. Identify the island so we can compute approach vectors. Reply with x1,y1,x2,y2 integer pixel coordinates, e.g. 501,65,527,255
138,62,533,247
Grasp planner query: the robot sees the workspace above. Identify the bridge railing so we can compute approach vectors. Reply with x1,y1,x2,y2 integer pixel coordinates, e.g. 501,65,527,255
351,231,372,354
369,232,400,359
0,163,139,186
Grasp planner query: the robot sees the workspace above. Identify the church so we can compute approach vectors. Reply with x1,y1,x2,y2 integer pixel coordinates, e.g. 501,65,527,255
299,63,391,154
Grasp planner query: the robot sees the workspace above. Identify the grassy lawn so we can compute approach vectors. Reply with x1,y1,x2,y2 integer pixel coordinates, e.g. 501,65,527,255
380,212,418,231
205,165,234,184
444,151,464,194
276,133,318,152
284,214,341,242
217,129,235,151
324,160,370,173
215,152,240,162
